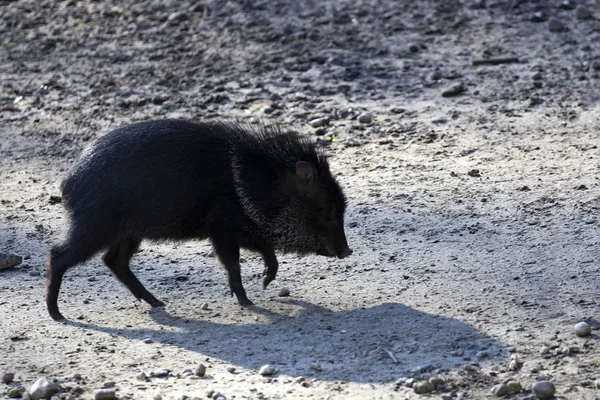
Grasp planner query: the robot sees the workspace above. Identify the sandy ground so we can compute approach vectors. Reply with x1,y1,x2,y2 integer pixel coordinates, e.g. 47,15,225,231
1,0,600,399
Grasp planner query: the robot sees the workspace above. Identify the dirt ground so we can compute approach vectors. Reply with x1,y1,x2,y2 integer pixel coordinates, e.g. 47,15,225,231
1,0,600,399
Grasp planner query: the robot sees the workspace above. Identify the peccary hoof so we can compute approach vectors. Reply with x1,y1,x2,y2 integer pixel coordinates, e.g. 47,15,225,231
238,298,254,307
262,275,275,290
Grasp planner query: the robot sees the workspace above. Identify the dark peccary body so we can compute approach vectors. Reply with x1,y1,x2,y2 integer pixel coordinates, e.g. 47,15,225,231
46,119,352,320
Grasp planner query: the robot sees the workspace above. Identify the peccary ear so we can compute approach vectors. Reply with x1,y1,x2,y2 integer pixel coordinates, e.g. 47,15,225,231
296,161,314,187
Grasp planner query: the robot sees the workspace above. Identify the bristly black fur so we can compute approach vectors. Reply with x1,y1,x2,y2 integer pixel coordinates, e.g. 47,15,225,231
46,119,351,320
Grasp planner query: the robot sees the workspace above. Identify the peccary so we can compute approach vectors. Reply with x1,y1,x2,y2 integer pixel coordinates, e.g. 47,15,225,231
47,119,351,320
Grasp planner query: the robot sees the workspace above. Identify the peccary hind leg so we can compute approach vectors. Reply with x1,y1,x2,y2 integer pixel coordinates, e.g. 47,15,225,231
213,238,253,307
46,241,99,321
102,238,164,307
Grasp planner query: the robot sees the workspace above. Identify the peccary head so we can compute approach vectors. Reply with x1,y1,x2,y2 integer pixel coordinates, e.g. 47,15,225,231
231,125,352,259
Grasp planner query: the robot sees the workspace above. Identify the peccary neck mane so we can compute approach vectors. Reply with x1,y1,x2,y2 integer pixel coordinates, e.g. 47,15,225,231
225,121,328,232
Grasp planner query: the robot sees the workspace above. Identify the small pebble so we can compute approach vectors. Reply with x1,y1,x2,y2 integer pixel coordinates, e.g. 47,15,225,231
575,6,592,20
476,351,488,359
532,381,555,399
451,349,464,356
259,365,277,376
0,253,22,271
195,364,206,377
404,378,415,387
583,217,597,224
301,381,311,388
309,117,329,128
29,378,62,400
569,345,580,353
441,84,465,97
200,303,209,310
277,288,290,297
94,388,117,400
530,11,546,22
408,44,420,53
491,383,509,397
559,0,575,10
143,338,153,344
507,380,522,394
413,380,434,394
526,219,539,225
213,392,226,400
357,113,373,124
153,395,163,400
548,17,565,32
249,116,260,124
226,366,236,374
575,321,591,337
540,346,550,355
508,354,521,371
429,376,444,387
136,372,148,381
595,378,600,389
152,369,170,378
2,372,15,384
7,387,25,398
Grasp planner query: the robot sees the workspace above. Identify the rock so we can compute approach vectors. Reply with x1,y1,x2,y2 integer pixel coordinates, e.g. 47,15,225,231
429,376,445,387
153,395,162,400
142,338,153,344
357,113,373,124
441,84,465,97
508,354,521,371
575,6,592,20
583,217,597,224
468,169,481,177
530,11,546,22
94,388,117,400
540,346,550,355
195,364,206,377
451,349,464,356
200,303,209,310
413,380,434,394
226,366,236,373
259,365,277,376
408,44,420,53
151,368,170,377
559,0,576,10
476,351,488,359
2,372,15,384
595,378,600,389
8,387,25,398
277,288,290,297
575,321,591,337
507,380,522,394
526,219,539,226
136,372,148,381
212,392,226,400
309,117,329,128
569,345,580,353
0,253,22,271
532,381,555,399
548,18,565,32
29,378,62,400
102,381,115,388
491,383,509,397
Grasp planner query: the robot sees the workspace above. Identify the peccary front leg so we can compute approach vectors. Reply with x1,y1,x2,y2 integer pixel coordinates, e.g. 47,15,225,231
259,245,279,290
213,238,253,307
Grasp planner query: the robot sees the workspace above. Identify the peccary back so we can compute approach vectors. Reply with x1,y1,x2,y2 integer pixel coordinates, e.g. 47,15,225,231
46,119,351,320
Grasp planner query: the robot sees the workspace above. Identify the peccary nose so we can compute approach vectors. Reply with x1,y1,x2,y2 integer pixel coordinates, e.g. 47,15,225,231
337,247,353,259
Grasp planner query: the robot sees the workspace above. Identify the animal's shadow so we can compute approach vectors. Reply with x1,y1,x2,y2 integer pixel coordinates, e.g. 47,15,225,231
67,300,506,383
